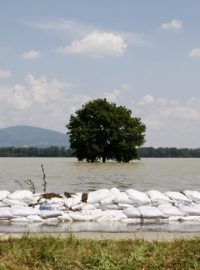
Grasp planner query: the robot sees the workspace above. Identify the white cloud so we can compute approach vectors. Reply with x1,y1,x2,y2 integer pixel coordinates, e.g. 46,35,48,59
102,84,132,103
57,30,127,58
121,32,154,47
13,84,31,109
157,98,167,105
21,50,40,60
161,19,182,30
139,94,155,105
29,19,151,45
103,89,121,103
1,75,200,147
169,99,180,105
23,74,78,104
27,19,152,54
137,95,200,125
28,19,93,38
189,48,200,57
143,117,163,130
131,95,200,147
0,74,89,132
25,74,47,103
170,106,200,120
0,69,11,79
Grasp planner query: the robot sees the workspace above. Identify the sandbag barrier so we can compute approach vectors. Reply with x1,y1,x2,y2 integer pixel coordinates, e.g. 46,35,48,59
0,188,200,225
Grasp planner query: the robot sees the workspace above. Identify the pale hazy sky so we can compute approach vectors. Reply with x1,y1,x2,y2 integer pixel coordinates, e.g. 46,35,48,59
0,0,200,147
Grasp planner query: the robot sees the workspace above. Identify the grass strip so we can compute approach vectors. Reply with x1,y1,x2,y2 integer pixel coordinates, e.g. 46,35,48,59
0,234,199,269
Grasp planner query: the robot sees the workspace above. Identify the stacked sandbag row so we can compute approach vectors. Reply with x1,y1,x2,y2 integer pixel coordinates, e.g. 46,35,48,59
0,188,200,225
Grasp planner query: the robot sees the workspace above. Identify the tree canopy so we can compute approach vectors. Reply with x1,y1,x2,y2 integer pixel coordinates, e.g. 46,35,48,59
67,99,146,162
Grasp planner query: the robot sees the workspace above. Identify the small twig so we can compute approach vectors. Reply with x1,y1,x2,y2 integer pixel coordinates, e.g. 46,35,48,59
24,179,36,194
15,179,24,189
41,164,47,193
15,179,36,194
14,164,47,194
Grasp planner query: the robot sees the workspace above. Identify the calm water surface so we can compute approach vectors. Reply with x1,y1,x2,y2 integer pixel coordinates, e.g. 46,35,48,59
0,157,200,193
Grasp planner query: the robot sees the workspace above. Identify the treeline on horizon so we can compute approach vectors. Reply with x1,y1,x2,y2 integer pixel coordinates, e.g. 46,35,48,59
0,146,73,157
0,146,200,158
138,147,200,158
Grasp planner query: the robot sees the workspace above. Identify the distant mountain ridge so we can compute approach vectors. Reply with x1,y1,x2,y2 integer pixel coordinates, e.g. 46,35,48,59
0,125,69,147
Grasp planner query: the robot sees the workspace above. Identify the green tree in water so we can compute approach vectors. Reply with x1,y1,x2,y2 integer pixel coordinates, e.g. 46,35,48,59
67,99,146,162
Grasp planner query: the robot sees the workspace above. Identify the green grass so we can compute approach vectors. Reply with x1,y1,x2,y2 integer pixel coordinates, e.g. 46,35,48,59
0,235,199,269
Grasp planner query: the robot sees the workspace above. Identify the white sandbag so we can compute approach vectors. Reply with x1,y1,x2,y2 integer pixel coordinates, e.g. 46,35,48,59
29,198,40,205
38,198,46,204
81,204,97,211
58,213,72,222
118,203,134,209
99,188,120,205
100,204,120,210
34,192,42,197
30,194,41,204
46,198,64,205
126,189,151,205
178,216,200,222
3,198,28,207
11,217,29,223
0,201,9,207
158,204,186,217
55,205,66,211
87,189,110,204
123,207,141,218
114,192,133,204
146,190,172,203
69,212,90,221
137,206,166,219
97,210,127,222
0,190,10,200
168,216,182,222
40,210,62,219
0,207,15,219
82,209,103,216
194,203,200,208
64,194,82,208
33,204,40,210
39,203,55,211
151,201,173,208
7,190,33,202
69,209,102,221
43,217,60,225
178,204,200,216
164,191,191,203
71,203,83,211
183,190,200,203
48,204,65,211
120,218,141,224
27,215,44,222
10,207,40,217
33,193,41,199
93,203,100,208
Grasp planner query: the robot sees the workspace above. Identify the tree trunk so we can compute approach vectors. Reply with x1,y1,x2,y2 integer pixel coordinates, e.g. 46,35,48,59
102,157,106,163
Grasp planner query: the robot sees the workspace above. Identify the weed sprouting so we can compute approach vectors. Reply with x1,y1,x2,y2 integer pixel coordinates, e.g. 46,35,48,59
14,163,47,194
41,164,47,193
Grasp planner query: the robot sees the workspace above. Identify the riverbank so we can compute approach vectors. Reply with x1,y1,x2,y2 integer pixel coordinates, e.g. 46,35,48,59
0,234,199,269
1,231,200,241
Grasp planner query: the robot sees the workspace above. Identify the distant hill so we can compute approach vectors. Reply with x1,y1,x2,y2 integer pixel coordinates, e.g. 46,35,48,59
0,125,69,148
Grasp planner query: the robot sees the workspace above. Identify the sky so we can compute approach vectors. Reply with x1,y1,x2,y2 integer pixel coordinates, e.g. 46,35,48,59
0,0,200,147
